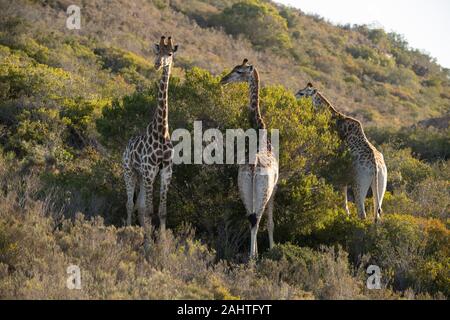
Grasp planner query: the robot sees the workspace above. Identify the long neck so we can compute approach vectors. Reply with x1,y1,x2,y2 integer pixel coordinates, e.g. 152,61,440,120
149,64,171,139
248,68,266,130
314,91,343,118
248,68,272,152
313,91,369,150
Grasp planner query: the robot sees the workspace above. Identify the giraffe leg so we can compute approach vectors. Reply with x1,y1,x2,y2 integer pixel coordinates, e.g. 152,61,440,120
238,165,254,216
138,166,158,231
158,162,173,233
249,217,261,260
266,191,275,250
250,166,277,259
124,168,137,226
342,185,350,216
136,178,149,229
353,168,372,220
237,166,258,259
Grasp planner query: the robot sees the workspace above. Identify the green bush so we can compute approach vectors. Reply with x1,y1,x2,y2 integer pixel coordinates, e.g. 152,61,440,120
214,0,292,51
366,214,449,296
261,243,363,299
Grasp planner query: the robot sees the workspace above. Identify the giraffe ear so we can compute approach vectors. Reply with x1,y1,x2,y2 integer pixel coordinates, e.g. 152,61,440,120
173,45,178,53
312,89,317,94
153,44,160,54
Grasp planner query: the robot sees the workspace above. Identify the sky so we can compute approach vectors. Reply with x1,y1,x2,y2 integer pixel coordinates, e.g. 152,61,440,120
276,0,450,68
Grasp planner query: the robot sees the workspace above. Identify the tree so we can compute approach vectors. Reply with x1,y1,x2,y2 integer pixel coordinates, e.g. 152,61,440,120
215,0,292,51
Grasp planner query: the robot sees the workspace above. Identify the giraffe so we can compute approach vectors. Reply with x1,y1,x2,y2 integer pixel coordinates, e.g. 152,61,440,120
296,83,387,221
122,36,178,232
220,59,279,259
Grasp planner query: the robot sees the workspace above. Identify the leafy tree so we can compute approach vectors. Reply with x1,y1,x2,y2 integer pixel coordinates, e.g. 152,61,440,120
214,0,292,51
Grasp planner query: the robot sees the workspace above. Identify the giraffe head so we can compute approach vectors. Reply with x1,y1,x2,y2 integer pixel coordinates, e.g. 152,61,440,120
153,36,178,70
295,82,317,99
297,82,348,135
220,59,255,85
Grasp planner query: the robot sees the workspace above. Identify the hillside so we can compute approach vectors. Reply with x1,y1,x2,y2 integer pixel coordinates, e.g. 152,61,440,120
0,0,449,299
2,0,449,126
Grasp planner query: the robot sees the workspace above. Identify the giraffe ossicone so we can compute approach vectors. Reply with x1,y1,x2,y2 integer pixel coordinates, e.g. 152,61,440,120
122,36,178,233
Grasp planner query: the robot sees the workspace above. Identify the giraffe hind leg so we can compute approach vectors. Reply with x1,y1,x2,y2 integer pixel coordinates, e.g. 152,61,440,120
250,167,277,259
238,166,259,259
266,190,275,249
238,166,255,217
353,169,372,220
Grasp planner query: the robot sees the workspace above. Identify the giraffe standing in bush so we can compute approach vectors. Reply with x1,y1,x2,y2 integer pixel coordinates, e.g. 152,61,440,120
296,83,387,221
123,36,178,231
221,59,279,258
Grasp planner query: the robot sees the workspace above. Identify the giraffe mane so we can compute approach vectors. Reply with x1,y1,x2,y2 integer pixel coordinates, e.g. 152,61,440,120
315,91,343,116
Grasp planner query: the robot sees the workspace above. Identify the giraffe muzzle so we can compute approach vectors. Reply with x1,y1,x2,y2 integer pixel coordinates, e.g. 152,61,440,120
220,76,230,85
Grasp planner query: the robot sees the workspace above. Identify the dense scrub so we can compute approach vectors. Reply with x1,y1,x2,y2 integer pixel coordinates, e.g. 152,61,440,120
0,167,447,299
2,0,449,126
0,0,449,299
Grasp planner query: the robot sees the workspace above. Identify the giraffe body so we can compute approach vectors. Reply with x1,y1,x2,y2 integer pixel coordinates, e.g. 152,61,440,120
123,36,178,232
221,59,279,258
337,117,387,220
296,83,387,221
238,151,278,257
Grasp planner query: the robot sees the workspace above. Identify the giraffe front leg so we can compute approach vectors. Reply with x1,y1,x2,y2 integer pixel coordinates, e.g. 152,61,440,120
124,169,137,226
138,166,158,231
342,185,350,216
158,162,173,233
353,186,366,219
137,180,152,230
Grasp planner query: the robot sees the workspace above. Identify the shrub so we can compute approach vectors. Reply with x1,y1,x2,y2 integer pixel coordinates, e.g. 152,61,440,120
0,172,314,299
214,0,292,51
261,243,363,299
365,214,449,296
410,178,450,220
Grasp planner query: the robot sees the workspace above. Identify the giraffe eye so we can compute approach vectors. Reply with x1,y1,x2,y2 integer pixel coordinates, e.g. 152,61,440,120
236,71,243,74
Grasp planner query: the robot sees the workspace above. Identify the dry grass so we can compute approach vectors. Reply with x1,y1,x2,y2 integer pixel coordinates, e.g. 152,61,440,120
0,170,374,300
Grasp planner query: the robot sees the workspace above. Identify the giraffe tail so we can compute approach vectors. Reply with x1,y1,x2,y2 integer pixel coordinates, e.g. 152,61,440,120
373,166,382,221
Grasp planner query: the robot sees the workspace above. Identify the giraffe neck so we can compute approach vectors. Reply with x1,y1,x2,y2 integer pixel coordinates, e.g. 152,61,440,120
248,68,266,130
149,64,171,139
248,68,272,152
342,119,372,155
313,91,342,118
313,92,372,155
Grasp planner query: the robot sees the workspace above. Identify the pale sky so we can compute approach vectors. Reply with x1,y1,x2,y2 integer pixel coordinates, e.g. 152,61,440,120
276,0,450,69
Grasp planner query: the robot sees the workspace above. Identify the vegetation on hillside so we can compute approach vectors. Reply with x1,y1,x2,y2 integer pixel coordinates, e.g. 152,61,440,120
0,0,449,299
